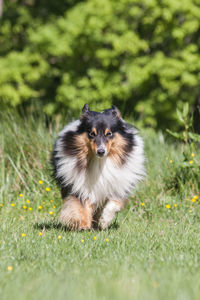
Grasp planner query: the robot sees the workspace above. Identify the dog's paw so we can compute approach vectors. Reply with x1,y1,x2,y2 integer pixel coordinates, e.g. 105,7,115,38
99,217,110,230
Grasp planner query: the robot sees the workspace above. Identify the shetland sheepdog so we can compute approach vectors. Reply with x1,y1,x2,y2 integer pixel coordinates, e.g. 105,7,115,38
51,104,145,230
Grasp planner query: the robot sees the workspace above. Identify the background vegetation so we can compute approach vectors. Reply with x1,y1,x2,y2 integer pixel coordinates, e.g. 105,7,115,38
1,0,200,129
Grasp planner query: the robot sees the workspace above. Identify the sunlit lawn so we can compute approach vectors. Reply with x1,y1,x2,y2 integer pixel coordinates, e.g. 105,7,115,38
0,114,200,300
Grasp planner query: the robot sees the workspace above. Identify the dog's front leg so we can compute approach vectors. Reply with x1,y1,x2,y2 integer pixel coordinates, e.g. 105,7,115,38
59,196,93,230
100,199,128,230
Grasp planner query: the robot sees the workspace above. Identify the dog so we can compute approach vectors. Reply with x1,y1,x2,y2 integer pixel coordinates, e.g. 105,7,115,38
51,104,145,230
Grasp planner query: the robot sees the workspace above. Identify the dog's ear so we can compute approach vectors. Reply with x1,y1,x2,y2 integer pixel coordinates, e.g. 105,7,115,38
81,104,90,119
111,105,122,119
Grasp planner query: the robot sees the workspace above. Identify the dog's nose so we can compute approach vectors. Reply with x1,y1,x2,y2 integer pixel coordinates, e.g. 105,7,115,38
97,149,105,157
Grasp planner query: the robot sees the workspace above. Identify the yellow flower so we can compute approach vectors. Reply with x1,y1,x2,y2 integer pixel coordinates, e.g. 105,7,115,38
45,187,51,192
38,205,43,210
26,200,30,204
81,239,84,243
189,209,193,213
11,203,15,207
189,160,194,164
23,205,27,209
105,238,109,242
58,235,62,240
93,236,97,240
174,204,177,208
20,216,24,220
39,232,43,236
42,201,46,205
19,194,23,197
49,211,54,215
21,233,26,237
0,203,3,207
191,153,195,157
53,205,56,209
28,207,32,211
141,202,145,206
192,198,196,203
38,180,43,184
165,204,171,209
7,266,13,271
169,160,173,164
50,200,53,203
152,280,159,289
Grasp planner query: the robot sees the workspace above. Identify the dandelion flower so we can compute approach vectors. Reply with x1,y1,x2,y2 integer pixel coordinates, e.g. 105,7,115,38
174,204,177,208
28,207,32,211
165,204,171,209
19,194,23,197
21,233,26,237
58,235,62,240
45,187,51,192
7,266,13,271
169,160,173,164
38,205,43,210
191,153,195,157
189,160,194,164
50,200,53,203
26,200,30,204
81,239,84,243
38,180,43,184
94,236,97,240
23,205,27,209
11,203,15,207
49,211,54,215
39,232,43,236
141,203,145,206
53,205,56,209
192,195,198,202
105,238,109,242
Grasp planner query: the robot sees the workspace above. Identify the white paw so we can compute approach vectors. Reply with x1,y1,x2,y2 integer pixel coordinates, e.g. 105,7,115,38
100,216,112,230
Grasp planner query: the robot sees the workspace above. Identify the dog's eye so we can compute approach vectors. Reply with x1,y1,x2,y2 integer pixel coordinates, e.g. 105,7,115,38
89,131,96,137
105,131,112,136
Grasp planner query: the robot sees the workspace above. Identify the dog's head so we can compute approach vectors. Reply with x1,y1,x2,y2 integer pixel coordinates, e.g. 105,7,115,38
79,104,132,160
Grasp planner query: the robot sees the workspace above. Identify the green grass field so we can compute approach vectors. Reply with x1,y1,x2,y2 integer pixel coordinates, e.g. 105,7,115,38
0,114,200,300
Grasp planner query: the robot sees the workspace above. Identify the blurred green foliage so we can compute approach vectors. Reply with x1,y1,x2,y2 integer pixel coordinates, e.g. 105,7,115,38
0,0,200,128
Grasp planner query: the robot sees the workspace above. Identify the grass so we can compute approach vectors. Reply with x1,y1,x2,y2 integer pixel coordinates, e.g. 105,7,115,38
0,113,200,300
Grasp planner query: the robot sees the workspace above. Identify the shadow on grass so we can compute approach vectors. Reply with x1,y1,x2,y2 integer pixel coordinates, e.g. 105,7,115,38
34,218,119,232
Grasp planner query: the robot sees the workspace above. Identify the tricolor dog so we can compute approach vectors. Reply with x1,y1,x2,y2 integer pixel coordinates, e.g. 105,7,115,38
51,104,145,230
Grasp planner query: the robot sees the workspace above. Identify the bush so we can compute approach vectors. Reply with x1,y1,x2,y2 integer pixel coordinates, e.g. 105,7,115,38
0,0,200,128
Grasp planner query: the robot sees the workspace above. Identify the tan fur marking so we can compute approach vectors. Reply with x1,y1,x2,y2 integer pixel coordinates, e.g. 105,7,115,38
107,133,127,166
89,139,97,155
105,128,111,136
91,128,97,136
74,133,93,168
59,196,93,230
